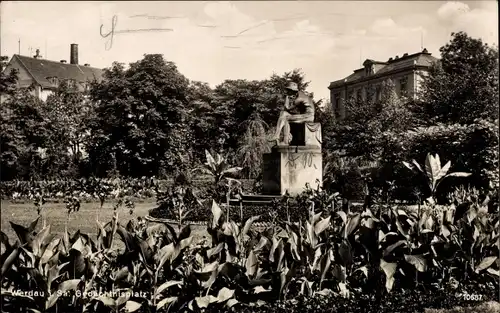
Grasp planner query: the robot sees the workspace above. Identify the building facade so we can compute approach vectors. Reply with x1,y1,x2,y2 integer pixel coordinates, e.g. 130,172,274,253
2,44,103,101
328,48,438,120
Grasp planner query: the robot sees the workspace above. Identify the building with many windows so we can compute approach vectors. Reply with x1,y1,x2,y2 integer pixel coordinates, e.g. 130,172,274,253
328,48,438,120
2,44,103,101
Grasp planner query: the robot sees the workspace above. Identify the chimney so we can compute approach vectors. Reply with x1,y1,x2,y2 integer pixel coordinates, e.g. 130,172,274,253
403,53,408,57
60,60,67,63
84,63,90,66
70,44,78,64
422,48,429,54
395,55,399,60
388,57,393,62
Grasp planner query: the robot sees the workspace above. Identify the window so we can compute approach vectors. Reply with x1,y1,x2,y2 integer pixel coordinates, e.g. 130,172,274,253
333,93,341,118
376,86,382,101
46,77,59,86
334,93,341,110
348,90,354,100
356,89,362,101
399,76,408,97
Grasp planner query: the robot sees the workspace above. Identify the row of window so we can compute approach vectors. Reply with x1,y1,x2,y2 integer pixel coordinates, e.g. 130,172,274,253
46,77,89,90
334,76,409,104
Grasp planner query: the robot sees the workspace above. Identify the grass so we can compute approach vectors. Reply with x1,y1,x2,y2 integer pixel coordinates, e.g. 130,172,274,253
0,199,209,250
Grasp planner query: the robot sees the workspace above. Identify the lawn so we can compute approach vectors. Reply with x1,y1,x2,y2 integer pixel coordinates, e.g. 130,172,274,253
0,199,209,250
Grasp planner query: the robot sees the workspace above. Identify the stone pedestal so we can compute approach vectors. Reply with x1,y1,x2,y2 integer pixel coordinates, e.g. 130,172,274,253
262,123,322,196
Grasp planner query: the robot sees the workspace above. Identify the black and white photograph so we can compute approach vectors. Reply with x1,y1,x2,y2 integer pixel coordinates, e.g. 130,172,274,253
0,1,499,312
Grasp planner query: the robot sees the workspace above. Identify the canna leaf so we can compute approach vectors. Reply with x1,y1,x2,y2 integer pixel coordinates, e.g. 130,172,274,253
242,216,260,239
157,297,178,310
314,216,331,236
404,254,427,272
246,250,258,277
1,247,20,276
217,287,235,303
10,222,34,246
124,300,142,312
344,214,361,238
211,200,223,229
156,281,183,295
380,259,397,292
475,256,497,273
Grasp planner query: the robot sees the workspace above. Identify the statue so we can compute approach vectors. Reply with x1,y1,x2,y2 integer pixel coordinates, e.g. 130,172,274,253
271,82,315,146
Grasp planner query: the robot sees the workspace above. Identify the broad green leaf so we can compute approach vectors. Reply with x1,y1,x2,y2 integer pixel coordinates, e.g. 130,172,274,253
344,214,361,238
98,296,116,308
312,212,322,225
404,254,427,272
57,279,81,293
486,268,499,276
207,243,224,258
314,216,331,235
116,292,131,307
40,238,61,264
0,231,10,249
205,150,216,168
226,299,239,308
10,222,34,245
475,256,497,273
156,243,179,269
254,236,269,251
380,259,397,292
246,250,258,277
383,240,406,257
33,225,51,256
157,297,178,310
441,225,451,238
355,266,368,278
436,161,451,180
319,251,332,286
253,286,269,293
156,280,183,295
195,295,217,308
217,287,235,302
1,247,20,276
179,236,193,250
45,293,59,310
124,301,142,312
402,161,413,171
211,200,222,229
411,159,424,173
444,172,472,178
242,216,260,238
336,211,347,225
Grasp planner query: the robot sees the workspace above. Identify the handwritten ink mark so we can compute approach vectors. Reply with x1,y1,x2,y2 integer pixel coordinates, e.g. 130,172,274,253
130,14,184,20
100,15,118,51
100,15,173,50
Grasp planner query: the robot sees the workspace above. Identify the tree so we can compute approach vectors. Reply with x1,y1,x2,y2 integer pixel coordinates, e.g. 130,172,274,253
41,80,94,177
186,81,217,164
0,89,49,180
414,32,499,125
0,56,18,96
237,113,271,178
331,79,415,162
88,55,191,177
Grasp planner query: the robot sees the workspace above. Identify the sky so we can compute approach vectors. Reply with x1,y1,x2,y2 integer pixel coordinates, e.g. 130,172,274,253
1,1,498,101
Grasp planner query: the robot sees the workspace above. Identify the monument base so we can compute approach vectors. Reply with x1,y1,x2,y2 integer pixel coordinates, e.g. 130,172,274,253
262,145,322,196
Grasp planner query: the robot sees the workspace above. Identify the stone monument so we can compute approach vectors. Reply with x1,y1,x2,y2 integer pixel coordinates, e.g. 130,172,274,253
262,122,322,196
262,82,322,196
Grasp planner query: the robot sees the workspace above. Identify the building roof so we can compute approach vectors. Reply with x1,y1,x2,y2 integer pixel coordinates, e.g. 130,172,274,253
12,54,103,89
329,50,438,89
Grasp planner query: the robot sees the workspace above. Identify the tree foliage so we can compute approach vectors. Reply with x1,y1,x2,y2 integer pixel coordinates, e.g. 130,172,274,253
88,55,191,177
413,31,499,125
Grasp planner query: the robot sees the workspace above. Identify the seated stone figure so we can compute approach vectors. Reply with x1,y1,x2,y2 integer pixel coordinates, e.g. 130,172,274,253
271,82,315,146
